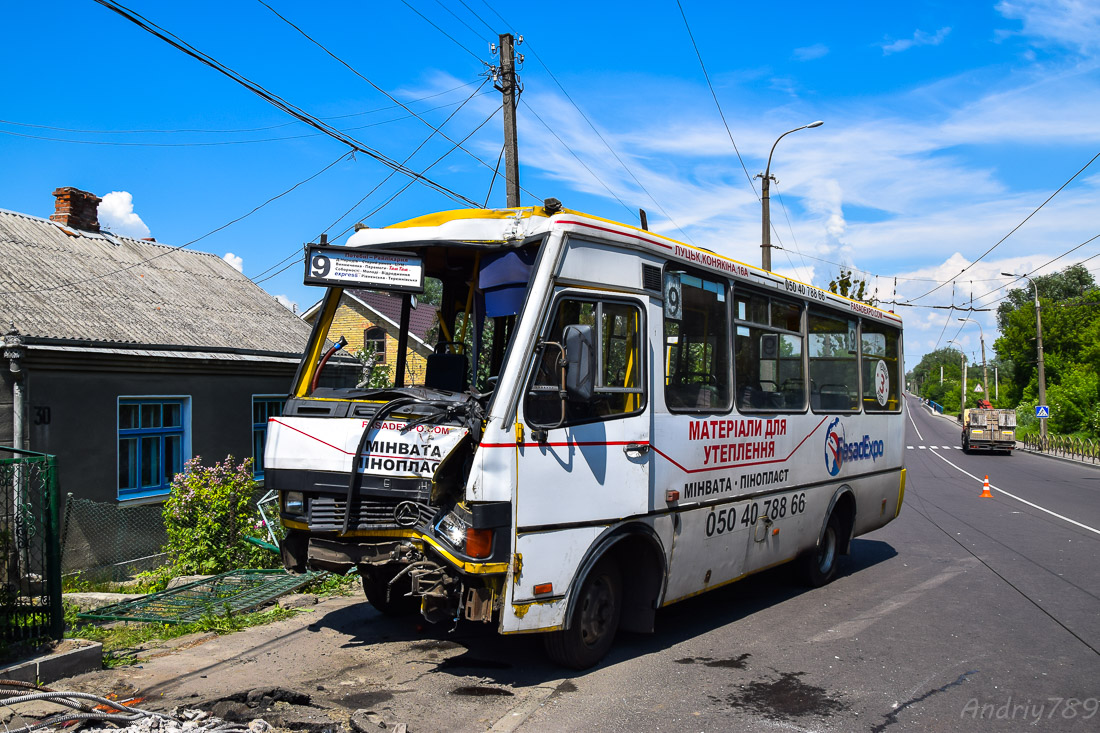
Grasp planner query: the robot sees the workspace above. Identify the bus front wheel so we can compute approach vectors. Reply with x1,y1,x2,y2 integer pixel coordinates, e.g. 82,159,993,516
362,565,420,617
801,513,841,587
544,557,622,669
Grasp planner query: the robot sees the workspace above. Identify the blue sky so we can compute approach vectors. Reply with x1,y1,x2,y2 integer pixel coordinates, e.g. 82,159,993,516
3,0,1099,371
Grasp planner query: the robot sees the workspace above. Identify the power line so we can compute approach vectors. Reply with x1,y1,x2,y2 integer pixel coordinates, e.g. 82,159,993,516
1,152,351,296
674,0,758,201
321,80,493,238
396,0,485,62
519,99,637,221
93,0,480,208
966,232,1100,310
904,149,1100,304
257,0,502,180
429,0,491,44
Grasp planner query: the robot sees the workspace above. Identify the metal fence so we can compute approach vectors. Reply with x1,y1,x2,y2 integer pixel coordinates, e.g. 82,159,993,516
0,447,63,646
1020,435,1100,464
60,495,169,583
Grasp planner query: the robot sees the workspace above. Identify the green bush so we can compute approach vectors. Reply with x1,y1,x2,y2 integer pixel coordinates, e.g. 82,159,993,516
163,456,278,575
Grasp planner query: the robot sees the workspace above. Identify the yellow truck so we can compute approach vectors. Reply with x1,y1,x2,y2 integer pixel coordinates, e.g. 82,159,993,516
960,400,1016,454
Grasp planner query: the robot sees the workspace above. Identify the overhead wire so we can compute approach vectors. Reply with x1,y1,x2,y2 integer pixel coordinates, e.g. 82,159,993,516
903,149,1100,304
0,152,351,296
396,0,485,62
474,2,696,242
674,0,758,200
93,0,481,208
429,0,491,44
320,79,492,238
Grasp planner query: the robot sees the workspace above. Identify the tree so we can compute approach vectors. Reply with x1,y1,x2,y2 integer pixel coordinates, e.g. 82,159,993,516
828,269,877,305
906,346,964,399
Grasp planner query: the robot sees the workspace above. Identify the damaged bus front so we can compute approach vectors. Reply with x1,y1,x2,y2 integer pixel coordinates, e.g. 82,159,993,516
267,210,547,625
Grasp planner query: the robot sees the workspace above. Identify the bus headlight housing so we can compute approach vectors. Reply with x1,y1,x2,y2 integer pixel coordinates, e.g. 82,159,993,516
436,506,493,559
283,491,305,516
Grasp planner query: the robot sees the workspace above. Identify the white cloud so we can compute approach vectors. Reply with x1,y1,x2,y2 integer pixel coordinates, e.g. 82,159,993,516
274,294,298,313
997,0,1100,55
98,191,150,239
793,44,829,61
223,252,244,272
881,27,951,55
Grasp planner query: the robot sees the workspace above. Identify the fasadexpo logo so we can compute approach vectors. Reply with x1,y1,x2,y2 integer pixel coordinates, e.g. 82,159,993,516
824,417,885,477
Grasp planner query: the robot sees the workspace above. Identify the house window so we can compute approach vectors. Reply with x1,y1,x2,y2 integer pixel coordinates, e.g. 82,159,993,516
118,398,187,500
253,396,284,478
364,326,387,363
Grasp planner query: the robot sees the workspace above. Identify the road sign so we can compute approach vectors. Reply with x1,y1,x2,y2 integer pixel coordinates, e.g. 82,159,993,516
974,384,983,393
1035,405,1050,418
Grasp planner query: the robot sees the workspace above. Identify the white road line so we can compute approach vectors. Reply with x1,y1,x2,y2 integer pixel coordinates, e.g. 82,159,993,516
926,448,1100,537
907,446,914,450
906,400,924,441
942,446,952,450
919,446,926,450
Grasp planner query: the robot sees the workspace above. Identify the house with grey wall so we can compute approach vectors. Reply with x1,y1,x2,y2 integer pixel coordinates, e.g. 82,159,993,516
0,187,312,504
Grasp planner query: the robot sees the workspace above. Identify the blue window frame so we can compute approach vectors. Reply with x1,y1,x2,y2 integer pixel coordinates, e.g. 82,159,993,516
252,396,284,478
118,398,187,500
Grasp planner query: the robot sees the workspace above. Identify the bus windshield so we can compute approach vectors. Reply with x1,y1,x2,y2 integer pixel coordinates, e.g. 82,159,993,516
303,240,542,399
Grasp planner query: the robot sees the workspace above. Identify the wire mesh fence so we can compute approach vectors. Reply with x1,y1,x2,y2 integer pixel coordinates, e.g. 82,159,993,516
60,495,170,583
0,448,63,646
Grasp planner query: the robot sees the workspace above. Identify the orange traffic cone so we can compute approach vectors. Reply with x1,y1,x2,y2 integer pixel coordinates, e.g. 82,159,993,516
980,475,994,498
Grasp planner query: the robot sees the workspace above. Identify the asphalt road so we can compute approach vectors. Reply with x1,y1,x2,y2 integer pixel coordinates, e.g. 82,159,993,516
68,395,1100,731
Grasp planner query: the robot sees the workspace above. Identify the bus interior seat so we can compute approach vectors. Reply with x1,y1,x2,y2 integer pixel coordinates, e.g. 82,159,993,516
424,352,468,392
667,383,719,409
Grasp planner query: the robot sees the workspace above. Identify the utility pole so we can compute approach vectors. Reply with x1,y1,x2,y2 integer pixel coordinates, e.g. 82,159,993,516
497,33,521,208
1002,273,1048,444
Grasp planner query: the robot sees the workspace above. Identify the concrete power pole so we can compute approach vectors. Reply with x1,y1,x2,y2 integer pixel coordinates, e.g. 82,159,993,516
498,33,521,208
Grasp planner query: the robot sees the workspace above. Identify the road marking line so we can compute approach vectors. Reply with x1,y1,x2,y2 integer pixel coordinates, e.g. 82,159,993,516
942,446,952,449
926,448,1100,536
906,399,924,441
919,446,926,450
810,563,974,642
907,446,914,450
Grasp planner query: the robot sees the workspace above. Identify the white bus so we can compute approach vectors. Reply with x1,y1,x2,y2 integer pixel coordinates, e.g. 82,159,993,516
267,202,906,668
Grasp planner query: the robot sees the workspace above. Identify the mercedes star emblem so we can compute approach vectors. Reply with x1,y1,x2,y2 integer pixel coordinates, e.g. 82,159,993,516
393,501,420,528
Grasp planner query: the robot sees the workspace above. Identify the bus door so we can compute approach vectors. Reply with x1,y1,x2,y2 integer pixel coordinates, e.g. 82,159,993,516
508,291,653,617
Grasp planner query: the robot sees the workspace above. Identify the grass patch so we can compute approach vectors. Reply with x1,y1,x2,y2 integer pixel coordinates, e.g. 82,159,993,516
66,603,299,668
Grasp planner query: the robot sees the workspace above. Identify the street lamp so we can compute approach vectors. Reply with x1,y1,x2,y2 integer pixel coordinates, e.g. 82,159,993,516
1001,272,1047,443
758,120,823,271
957,318,988,403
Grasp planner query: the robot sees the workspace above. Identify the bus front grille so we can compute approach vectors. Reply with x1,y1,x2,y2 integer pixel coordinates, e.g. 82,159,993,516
308,495,435,532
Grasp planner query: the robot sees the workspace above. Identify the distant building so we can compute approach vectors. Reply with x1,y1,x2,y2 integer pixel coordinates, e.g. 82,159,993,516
303,289,438,385
0,187,312,503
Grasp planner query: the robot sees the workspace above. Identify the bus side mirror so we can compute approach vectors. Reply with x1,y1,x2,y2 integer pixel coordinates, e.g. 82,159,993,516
563,324,595,401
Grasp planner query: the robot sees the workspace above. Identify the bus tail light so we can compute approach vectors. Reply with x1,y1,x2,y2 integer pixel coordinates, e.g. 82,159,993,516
466,528,493,558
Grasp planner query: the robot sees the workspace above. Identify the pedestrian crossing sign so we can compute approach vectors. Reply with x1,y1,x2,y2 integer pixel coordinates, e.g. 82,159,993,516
1035,405,1050,418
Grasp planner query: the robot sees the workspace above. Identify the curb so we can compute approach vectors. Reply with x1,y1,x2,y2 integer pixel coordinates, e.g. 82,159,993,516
0,640,103,684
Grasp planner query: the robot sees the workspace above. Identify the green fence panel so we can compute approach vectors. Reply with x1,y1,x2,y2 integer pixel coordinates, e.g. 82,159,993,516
0,447,63,644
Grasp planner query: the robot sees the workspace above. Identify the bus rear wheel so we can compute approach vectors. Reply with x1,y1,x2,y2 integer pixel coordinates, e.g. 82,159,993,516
801,513,841,587
362,565,420,617
544,557,622,669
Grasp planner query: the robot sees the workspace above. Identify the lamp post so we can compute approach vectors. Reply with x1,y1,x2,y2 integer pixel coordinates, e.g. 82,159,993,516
758,121,823,271
1002,272,1047,443
958,318,988,402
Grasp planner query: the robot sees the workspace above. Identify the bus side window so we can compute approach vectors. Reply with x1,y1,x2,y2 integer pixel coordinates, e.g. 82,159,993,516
808,309,860,412
524,297,646,427
664,270,731,412
861,321,901,412
734,291,806,411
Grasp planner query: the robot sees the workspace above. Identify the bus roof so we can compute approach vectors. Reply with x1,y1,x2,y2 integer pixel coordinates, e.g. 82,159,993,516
346,206,902,325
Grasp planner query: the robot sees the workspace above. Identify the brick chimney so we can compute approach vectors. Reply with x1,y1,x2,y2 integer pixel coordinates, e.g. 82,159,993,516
50,187,101,232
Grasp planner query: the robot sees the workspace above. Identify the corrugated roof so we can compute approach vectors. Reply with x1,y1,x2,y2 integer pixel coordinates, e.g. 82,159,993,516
0,208,311,353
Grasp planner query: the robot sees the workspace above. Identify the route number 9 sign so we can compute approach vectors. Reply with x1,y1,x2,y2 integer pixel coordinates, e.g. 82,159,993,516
303,244,424,293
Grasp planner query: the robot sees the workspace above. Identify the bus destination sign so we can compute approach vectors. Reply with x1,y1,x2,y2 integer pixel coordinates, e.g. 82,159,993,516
304,245,424,292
